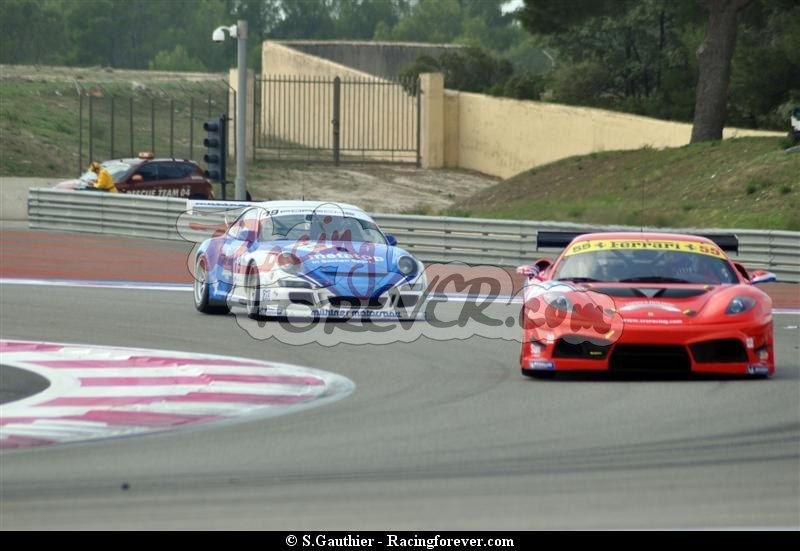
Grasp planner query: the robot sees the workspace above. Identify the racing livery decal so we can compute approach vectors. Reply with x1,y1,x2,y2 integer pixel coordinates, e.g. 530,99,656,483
565,239,725,258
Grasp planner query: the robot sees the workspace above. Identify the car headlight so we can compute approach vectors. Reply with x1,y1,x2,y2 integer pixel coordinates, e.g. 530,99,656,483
397,255,418,276
278,252,301,275
542,291,573,313
726,296,756,315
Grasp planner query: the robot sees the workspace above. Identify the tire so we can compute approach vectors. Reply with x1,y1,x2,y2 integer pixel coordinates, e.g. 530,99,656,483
194,257,230,315
246,264,262,319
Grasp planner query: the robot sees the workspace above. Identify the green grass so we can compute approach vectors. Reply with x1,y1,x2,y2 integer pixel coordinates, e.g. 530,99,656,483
451,137,800,230
0,65,228,177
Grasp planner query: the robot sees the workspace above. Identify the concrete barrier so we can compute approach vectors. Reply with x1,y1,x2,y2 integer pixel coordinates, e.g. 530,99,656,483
1,177,64,221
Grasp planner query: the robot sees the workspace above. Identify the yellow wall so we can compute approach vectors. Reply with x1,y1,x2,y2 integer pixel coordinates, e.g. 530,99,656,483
446,91,782,179
261,42,417,161
443,91,460,168
263,41,372,79
419,73,444,168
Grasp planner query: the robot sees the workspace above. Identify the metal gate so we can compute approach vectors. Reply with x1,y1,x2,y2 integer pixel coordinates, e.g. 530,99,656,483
76,86,230,175
255,75,420,165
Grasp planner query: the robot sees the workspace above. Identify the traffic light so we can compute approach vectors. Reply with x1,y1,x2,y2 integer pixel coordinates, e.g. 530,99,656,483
203,116,227,185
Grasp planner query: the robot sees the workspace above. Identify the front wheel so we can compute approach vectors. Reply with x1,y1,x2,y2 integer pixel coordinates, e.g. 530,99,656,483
246,265,262,319
194,257,230,315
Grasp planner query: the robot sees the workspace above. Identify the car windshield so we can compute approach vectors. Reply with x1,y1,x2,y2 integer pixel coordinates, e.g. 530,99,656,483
103,162,135,182
79,161,134,183
554,247,738,285
261,214,387,245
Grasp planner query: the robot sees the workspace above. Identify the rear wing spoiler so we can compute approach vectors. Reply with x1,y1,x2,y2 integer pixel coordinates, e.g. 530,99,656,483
702,234,738,254
536,231,739,254
536,232,586,250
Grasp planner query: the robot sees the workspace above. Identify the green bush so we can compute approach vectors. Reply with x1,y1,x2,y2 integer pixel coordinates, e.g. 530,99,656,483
549,61,612,107
400,47,514,96
503,71,544,100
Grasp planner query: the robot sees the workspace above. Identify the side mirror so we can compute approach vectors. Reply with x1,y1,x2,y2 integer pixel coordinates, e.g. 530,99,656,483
386,234,398,246
750,270,777,285
733,262,750,281
517,258,553,278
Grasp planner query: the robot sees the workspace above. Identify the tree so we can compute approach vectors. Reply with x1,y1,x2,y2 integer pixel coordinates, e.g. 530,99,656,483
0,0,67,65
457,0,517,51
399,47,514,95
518,0,702,118
519,0,791,136
517,0,630,35
233,0,283,41
725,0,800,129
270,0,336,39
331,0,403,40
149,45,206,72
388,0,464,43
503,71,545,100
690,0,753,142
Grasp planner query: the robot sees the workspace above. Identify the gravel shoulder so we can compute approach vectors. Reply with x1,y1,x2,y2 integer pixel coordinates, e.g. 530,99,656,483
246,164,500,213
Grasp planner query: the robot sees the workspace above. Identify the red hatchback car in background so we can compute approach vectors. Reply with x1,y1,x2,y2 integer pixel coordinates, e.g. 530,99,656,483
55,153,214,199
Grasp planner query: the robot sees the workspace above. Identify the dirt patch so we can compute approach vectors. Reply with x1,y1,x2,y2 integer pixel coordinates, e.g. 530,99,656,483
246,164,499,213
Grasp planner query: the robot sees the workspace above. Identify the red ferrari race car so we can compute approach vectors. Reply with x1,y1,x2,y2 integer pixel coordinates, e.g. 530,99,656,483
517,232,777,378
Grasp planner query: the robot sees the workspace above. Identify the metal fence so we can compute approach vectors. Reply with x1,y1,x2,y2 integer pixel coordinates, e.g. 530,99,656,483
29,188,187,240
255,75,420,165
28,189,800,283
76,84,230,174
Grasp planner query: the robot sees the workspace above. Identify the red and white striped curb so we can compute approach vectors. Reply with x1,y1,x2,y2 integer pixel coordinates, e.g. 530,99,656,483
0,340,354,450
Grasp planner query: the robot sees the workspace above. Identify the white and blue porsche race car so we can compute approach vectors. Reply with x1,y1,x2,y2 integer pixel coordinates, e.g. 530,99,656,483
192,201,427,320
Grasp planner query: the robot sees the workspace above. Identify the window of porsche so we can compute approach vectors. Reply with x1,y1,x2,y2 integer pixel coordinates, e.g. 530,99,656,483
259,214,386,244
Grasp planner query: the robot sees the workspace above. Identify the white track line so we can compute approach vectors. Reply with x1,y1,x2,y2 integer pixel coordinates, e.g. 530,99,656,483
2,278,798,314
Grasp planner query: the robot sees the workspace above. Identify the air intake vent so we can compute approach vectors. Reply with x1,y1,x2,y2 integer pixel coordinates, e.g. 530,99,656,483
609,345,691,372
690,339,748,363
554,338,612,360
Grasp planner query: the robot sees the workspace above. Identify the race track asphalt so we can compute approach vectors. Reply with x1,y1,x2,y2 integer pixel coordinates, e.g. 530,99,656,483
1,280,798,529
2,227,799,529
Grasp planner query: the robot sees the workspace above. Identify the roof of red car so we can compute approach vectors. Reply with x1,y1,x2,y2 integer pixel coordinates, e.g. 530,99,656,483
106,157,196,165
